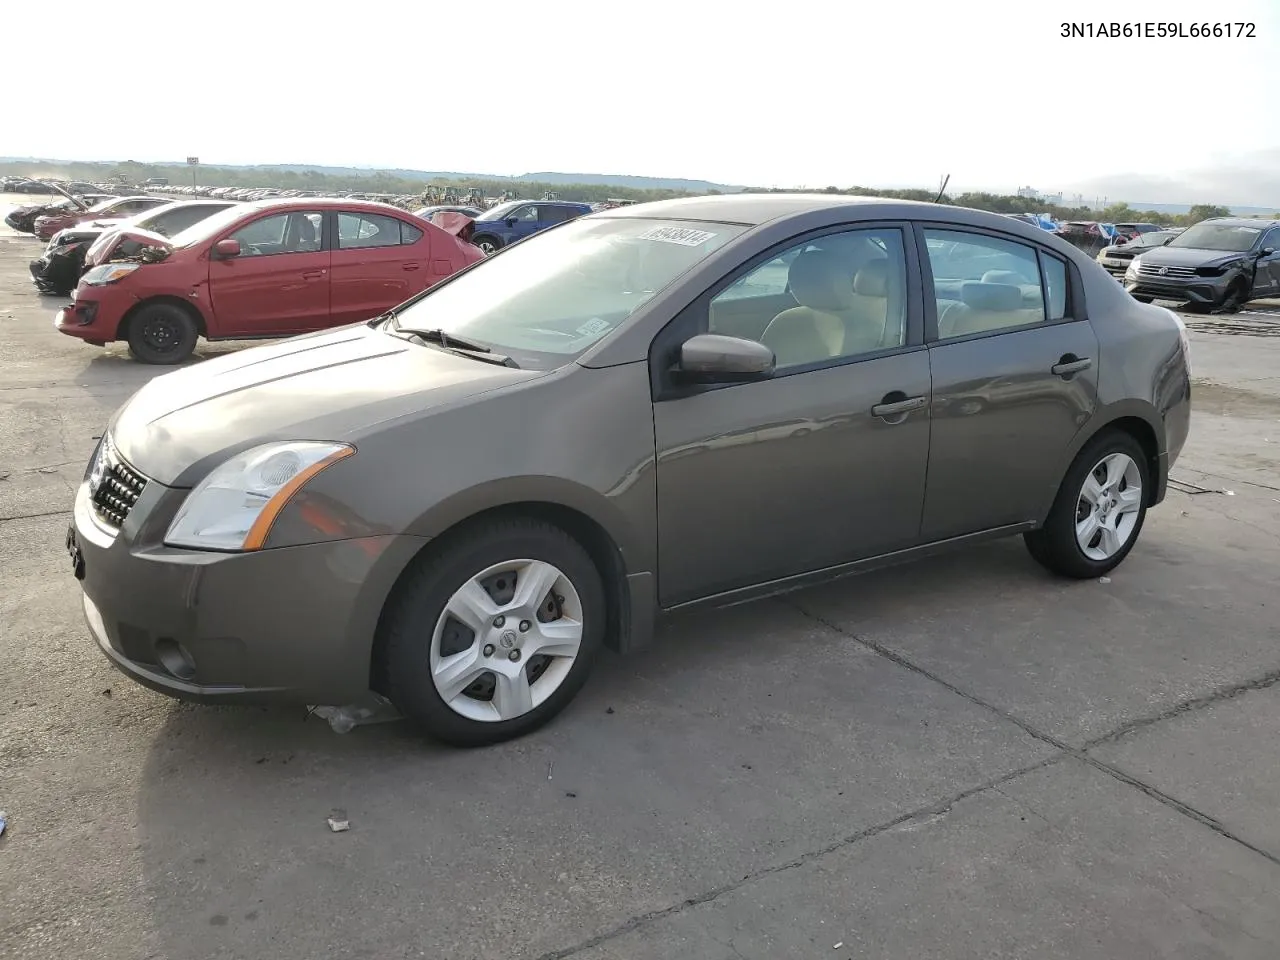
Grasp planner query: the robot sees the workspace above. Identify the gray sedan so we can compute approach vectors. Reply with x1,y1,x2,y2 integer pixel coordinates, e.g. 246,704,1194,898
65,194,1193,746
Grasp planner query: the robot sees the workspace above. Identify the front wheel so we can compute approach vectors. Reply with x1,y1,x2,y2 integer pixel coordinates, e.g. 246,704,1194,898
1216,280,1247,314
378,517,606,747
1024,430,1150,579
125,303,198,364
1130,294,1153,304
473,234,501,255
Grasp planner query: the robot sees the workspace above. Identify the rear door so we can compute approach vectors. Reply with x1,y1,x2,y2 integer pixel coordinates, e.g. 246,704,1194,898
207,210,330,337
917,224,1099,541
329,211,430,326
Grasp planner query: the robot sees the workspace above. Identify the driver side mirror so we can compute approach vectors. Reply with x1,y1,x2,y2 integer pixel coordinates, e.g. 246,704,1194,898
675,334,775,384
213,238,241,259
505,217,517,228
1262,246,1276,257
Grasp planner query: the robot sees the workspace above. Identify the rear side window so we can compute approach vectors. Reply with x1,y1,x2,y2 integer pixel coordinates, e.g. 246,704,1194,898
923,229,1047,339
401,220,424,244
338,213,409,249
1040,253,1068,320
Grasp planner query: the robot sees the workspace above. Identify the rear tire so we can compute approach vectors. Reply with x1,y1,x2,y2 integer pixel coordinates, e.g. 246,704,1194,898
1024,429,1150,579
125,303,198,364
378,517,606,747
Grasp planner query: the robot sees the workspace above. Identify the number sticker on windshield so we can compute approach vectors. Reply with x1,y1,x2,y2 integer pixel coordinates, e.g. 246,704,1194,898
575,317,611,336
637,226,718,246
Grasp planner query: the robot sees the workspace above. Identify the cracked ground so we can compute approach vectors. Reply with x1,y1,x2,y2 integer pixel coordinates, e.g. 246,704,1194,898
3,200,1280,960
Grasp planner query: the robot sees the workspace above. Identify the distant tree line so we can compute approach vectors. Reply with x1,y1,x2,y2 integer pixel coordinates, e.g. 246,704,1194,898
2,160,1264,226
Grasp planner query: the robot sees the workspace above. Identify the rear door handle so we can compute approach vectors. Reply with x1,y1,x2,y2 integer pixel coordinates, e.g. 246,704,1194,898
1051,356,1092,377
402,262,421,271
302,269,326,279
870,395,927,418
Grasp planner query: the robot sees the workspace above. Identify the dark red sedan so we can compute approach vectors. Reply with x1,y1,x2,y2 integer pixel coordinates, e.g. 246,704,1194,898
55,197,485,363
34,196,173,240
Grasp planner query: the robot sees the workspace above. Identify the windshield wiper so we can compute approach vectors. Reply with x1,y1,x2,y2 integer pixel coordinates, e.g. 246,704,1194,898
398,327,492,353
394,327,519,368
369,308,396,328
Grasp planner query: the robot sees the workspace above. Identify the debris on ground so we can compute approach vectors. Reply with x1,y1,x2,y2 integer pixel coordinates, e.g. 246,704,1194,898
547,761,554,781
308,692,401,733
833,942,844,950
1099,576,1111,584
0,811,7,837
327,810,350,832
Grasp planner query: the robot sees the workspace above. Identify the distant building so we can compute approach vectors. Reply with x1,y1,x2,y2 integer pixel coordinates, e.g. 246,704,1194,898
1016,186,1063,206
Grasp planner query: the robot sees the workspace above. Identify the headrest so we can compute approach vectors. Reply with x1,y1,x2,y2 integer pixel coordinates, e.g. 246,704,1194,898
787,249,855,312
960,281,1023,312
853,258,889,297
981,270,1027,287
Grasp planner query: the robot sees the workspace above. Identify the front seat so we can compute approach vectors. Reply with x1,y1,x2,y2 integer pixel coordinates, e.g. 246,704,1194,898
760,250,856,366
290,215,319,252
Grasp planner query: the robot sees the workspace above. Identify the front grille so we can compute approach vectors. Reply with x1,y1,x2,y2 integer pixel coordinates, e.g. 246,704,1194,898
91,439,148,529
1138,262,1196,279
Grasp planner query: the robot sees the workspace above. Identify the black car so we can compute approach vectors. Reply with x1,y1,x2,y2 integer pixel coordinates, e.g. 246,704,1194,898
1125,218,1280,312
1095,229,1183,278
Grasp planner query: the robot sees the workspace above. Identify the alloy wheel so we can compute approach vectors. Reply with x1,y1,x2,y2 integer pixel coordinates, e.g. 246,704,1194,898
1075,452,1143,561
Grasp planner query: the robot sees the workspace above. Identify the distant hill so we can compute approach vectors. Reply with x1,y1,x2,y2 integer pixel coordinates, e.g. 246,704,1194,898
1125,201,1278,217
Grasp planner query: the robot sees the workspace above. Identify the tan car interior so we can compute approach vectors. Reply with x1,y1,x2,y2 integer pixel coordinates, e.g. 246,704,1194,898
934,268,1046,338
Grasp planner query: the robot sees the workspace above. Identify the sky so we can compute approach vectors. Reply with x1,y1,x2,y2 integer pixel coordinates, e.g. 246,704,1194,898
5,0,1279,206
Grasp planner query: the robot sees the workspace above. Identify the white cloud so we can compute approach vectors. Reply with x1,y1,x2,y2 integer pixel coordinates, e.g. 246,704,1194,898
5,0,1279,203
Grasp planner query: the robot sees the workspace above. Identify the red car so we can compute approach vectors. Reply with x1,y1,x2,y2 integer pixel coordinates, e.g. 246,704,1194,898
34,195,173,240
56,197,485,363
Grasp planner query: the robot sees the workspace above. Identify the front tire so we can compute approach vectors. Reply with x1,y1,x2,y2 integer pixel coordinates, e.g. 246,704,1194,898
1024,429,1150,579
378,517,606,747
125,303,198,364
1130,294,1153,304
473,234,501,255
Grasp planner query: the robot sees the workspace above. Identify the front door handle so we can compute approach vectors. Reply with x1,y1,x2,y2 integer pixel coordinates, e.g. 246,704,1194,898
301,269,326,279
870,395,927,418
1051,356,1092,377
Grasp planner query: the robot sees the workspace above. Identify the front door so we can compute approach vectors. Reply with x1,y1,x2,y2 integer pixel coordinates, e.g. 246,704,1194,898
329,211,427,326
1253,227,1280,298
208,210,330,337
652,225,931,606
918,225,1100,541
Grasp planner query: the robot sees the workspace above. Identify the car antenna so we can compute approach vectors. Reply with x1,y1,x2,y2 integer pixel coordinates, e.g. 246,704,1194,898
934,174,951,204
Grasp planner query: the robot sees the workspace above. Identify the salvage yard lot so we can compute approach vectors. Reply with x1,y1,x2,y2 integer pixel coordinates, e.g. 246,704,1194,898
3,195,1280,960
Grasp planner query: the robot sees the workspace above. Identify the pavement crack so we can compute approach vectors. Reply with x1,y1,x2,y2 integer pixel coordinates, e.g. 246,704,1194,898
786,599,1071,754
1083,668,1280,750
1082,754,1280,867
0,508,71,522
529,755,1064,960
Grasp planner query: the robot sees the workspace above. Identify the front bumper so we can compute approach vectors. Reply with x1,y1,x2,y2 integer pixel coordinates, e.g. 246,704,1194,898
1125,274,1229,304
1096,256,1132,278
54,288,126,343
69,477,426,705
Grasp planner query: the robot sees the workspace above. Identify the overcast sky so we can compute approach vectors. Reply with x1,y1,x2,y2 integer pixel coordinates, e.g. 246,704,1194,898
6,0,1279,205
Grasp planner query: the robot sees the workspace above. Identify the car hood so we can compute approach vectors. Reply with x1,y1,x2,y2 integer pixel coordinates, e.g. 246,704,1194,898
1136,246,1252,268
109,324,547,487
86,227,173,266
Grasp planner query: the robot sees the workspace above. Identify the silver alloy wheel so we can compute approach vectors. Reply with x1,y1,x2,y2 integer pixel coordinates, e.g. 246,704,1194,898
1075,452,1143,561
429,558,583,722
477,238,496,254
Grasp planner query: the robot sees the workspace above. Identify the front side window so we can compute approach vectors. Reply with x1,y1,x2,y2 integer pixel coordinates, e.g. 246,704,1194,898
231,211,322,256
924,229,1048,338
390,217,747,369
514,205,540,222
708,228,908,370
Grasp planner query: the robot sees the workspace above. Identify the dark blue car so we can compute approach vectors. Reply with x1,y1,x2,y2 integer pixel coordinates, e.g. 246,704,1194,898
469,200,593,254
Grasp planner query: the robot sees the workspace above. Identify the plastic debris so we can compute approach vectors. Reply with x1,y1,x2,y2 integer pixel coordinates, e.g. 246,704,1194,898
327,810,350,832
547,761,554,781
0,811,7,837
309,692,401,733
1098,576,1111,584
833,943,844,950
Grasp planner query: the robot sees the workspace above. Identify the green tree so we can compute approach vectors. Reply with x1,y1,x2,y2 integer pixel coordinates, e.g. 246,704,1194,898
1185,204,1231,224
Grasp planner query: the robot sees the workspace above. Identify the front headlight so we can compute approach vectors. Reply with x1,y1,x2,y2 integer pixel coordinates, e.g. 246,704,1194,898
1125,256,1141,278
81,263,140,286
164,441,355,551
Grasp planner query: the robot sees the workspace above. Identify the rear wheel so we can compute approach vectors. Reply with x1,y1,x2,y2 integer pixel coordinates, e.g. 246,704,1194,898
125,303,198,364
1024,430,1150,579
378,517,605,747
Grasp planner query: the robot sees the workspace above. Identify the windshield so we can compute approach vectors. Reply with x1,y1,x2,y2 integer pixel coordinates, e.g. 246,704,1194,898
167,203,250,247
391,217,748,369
1168,222,1262,252
475,201,522,222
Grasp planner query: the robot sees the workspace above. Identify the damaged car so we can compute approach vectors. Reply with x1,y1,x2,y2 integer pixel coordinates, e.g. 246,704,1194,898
34,195,173,241
56,197,484,363
5,186,117,234
31,200,236,296
1125,217,1280,312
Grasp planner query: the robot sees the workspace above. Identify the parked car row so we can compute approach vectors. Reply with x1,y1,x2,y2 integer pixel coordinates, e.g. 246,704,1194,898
158,183,424,208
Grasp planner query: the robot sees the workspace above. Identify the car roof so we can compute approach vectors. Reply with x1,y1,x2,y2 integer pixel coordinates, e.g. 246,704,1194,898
1202,216,1280,228
237,196,417,216
594,192,1036,230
